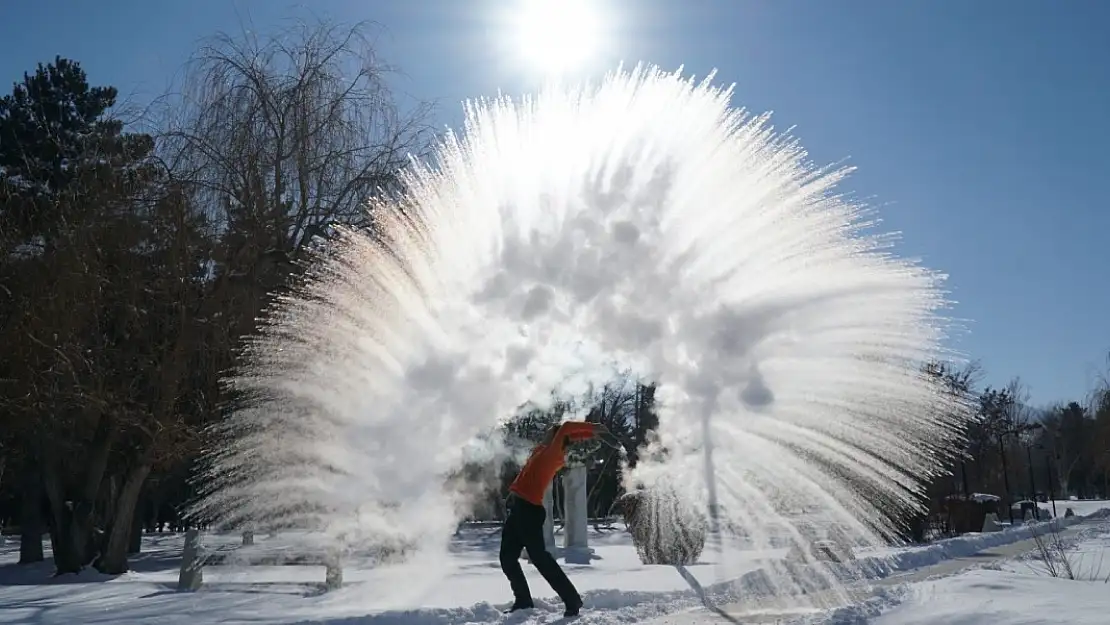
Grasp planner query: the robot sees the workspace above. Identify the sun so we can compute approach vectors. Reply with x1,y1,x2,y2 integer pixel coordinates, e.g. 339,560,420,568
510,0,602,76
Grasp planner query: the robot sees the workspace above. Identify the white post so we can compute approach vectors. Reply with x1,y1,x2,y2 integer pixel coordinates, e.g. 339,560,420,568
177,528,203,591
981,512,1002,533
563,464,594,564
324,548,343,591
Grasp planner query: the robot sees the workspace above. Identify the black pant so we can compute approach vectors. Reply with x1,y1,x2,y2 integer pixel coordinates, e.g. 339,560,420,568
499,494,580,606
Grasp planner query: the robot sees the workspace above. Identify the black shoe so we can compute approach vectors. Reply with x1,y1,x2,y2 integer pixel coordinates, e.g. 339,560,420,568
563,597,583,618
504,600,534,614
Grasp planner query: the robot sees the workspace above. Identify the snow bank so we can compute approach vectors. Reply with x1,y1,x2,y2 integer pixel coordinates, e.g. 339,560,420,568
865,568,1110,625
850,514,1087,580
815,508,1110,625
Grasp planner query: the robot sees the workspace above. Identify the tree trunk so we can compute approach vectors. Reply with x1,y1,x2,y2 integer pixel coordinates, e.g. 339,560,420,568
96,461,151,574
18,468,44,564
41,417,116,574
97,474,119,542
43,467,103,573
43,471,92,574
128,495,144,555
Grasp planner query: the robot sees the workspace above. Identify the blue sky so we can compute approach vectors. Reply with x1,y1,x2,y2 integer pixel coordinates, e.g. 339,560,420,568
2,1,1107,405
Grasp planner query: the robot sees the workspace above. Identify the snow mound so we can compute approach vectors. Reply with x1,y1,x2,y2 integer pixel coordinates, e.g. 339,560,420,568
865,568,1110,625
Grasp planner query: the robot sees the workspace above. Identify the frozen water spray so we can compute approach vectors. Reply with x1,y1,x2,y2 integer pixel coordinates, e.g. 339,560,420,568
190,65,967,597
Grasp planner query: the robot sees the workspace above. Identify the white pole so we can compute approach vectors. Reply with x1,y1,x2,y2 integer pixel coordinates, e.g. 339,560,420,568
177,528,204,591
563,463,594,564
702,412,721,537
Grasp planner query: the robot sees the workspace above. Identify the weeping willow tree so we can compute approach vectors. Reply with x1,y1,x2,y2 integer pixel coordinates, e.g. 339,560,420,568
159,17,435,267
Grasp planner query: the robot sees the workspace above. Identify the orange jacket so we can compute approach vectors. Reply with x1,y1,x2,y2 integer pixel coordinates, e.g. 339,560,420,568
509,421,597,505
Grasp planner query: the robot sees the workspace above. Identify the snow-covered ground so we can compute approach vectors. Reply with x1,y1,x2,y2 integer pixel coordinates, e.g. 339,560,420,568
0,499,1107,625
866,511,1110,625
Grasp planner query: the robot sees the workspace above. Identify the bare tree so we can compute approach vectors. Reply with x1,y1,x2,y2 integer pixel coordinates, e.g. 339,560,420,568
160,18,435,267
139,18,438,542
1041,401,1089,497
1087,358,1110,495
999,377,1030,426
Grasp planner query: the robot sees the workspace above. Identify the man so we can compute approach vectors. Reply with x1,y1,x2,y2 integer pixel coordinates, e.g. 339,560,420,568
501,420,608,617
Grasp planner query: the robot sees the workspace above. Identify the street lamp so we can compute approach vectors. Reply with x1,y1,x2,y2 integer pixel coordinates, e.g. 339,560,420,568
996,432,1015,524
998,422,1042,524
1040,444,1058,518
1025,443,1036,499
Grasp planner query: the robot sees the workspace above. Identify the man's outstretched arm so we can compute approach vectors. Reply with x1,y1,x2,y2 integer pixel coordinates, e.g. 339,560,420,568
556,421,602,441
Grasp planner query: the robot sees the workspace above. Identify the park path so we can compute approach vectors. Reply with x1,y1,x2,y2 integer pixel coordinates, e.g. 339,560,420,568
865,521,1083,587
640,521,1092,625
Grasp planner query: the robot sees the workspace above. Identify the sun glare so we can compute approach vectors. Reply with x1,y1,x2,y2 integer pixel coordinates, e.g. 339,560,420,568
511,0,602,76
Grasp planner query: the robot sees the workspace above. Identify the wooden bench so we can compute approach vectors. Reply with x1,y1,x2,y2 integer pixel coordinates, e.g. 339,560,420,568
177,529,343,592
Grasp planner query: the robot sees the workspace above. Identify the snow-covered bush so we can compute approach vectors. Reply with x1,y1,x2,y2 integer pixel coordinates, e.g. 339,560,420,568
617,485,707,565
